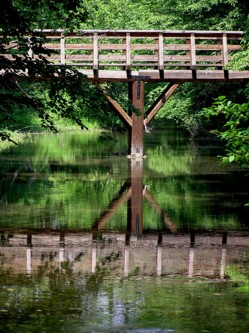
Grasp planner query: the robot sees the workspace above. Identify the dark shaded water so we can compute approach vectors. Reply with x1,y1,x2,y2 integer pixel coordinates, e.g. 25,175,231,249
0,129,249,333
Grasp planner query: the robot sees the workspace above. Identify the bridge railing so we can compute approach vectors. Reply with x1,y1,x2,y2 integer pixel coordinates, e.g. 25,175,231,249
1,30,243,71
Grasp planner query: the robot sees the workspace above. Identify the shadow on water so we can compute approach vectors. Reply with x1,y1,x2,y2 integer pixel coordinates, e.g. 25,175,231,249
0,129,249,333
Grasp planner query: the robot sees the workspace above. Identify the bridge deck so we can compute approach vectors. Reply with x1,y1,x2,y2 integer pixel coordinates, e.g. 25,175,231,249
2,29,249,82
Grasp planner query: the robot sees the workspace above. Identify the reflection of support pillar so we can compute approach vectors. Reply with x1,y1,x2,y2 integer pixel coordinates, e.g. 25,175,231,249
188,232,195,278
92,240,97,273
157,234,162,276
131,158,143,236
220,232,227,280
130,80,144,158
124,234,130,277
26,234,32,274
59,233,65,268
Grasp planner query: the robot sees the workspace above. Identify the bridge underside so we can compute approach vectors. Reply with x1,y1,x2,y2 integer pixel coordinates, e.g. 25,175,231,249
97,80,181,158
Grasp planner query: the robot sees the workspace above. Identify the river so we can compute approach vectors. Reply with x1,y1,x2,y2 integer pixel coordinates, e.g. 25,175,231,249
0,129,249,332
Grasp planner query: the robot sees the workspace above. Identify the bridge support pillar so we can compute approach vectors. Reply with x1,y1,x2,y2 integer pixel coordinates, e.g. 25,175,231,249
129,80,145,158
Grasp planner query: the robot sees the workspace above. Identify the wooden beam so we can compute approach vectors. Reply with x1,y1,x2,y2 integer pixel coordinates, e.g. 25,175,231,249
144,83,180,125
97,84,132,127
130,80,145,157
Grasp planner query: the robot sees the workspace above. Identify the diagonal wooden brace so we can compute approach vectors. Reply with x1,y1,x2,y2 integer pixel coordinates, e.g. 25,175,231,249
144,83,180,126
97,84,132,127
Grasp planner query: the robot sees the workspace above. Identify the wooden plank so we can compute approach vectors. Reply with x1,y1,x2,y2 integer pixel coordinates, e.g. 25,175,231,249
139,69,192,79
32,29,243,39
78,69,139,79
195,44,223,51
195,44,240,51
228,71,249,79
227,45,242,50
65,55,93,60
99,54,126,61
65,44,93,50
99,44,126,50
131,44,158,50
163,55,190,61
43,43,61,49
9,67,249,82
164,44,190,51
195,55,223,62
196,70,226,79
131,55,158,61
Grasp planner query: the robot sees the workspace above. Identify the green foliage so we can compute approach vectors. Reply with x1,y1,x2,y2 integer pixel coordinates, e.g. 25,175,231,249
0,130,17,145
0,0,100,139
203,96,249,166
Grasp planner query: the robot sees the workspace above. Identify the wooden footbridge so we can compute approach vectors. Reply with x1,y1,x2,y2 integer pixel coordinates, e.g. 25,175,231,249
3,29,249,156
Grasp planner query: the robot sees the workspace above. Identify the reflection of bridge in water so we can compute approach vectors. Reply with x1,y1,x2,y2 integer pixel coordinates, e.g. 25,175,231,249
1,230,249,279
1,158,249,278
93,158,177,235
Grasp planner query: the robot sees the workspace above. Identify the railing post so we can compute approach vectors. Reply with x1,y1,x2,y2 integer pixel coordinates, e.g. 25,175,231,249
60,31,65,65
158,33,164,70
93,32,99,70
28,36,33,59
190,33,196,69
126,32,131,70
222,33,228,66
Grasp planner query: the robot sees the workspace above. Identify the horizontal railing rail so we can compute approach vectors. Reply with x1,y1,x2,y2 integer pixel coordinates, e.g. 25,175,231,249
1,30,243,71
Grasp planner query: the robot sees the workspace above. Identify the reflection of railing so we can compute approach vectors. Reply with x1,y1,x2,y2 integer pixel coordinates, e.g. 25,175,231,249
0,231,246,279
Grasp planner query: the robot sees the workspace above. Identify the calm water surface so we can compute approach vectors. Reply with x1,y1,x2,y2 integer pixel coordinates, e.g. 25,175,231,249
0,129,249,333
